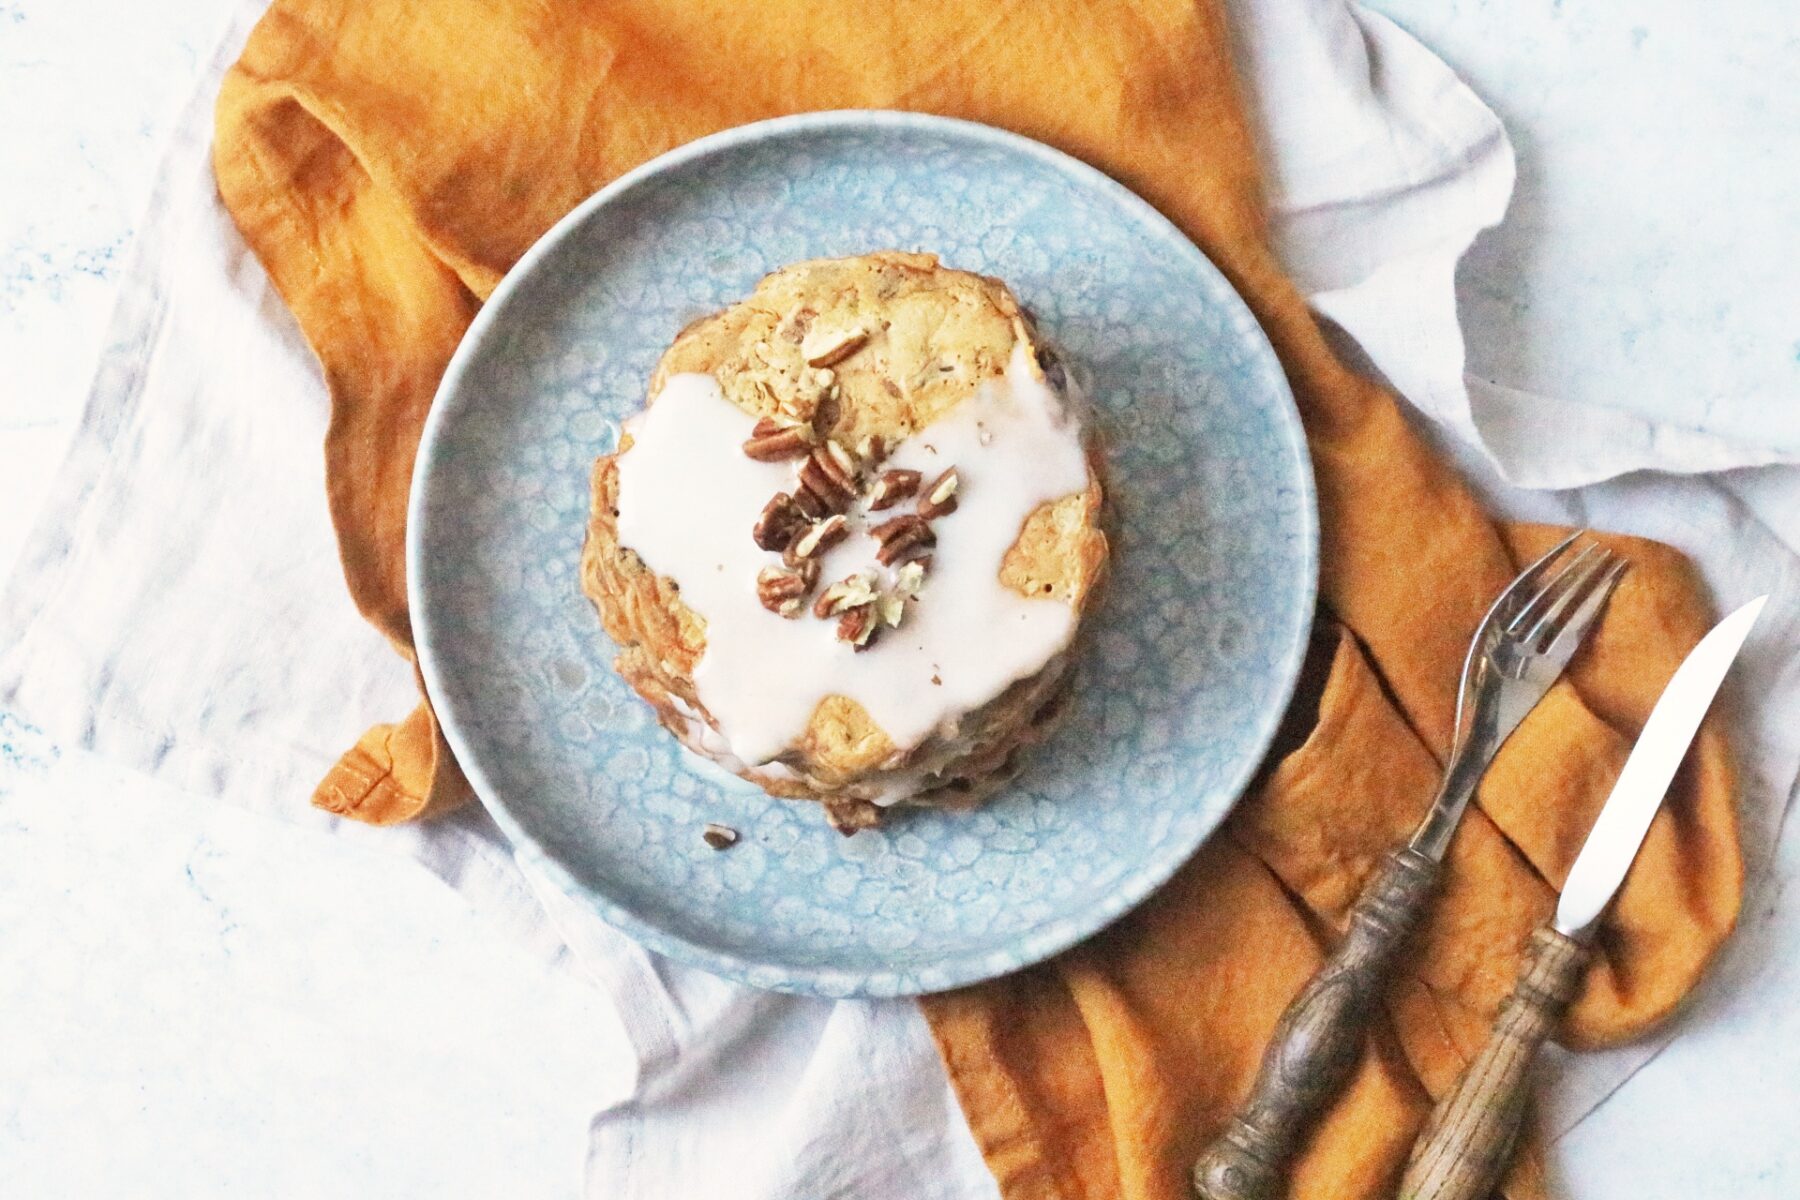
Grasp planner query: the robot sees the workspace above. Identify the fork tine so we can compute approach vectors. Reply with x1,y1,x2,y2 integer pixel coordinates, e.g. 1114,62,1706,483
1488,530,1586,622
1541,558,1628,664
1516,546,1614,646
1445,531,1589,757
1506,541,1604,635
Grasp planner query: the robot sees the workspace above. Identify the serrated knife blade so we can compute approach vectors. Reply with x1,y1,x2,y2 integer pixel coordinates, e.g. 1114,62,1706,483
1554,594,1767,936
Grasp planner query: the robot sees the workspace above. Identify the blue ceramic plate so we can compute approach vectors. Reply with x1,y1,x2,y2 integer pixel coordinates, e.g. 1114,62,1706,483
410,112,1316,997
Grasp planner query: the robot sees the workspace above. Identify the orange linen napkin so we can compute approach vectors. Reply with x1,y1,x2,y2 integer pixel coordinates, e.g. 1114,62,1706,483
215,2,1742,1196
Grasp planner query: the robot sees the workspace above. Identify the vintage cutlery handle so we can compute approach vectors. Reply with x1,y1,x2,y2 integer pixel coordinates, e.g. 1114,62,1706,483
1192,845,1439,1200
1399,925,1590,1200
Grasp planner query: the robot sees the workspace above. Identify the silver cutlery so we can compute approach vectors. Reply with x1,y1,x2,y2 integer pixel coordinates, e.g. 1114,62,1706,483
1193,532,1627,1200
1399,593,1766,1200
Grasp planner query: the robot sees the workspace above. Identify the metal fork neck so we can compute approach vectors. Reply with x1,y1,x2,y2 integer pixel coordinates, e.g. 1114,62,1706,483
1408,747,1489,862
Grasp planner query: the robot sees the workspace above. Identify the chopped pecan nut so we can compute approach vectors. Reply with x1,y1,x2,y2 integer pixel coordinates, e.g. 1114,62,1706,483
824,797,882,835
870,513,936,565
866,468,922,511
836,603,880,650
781,307,817,345
893,559,928,597
876,592,906,629
814,572,879,618
752,492,807,551
776,392,818,424
756,565,813,618
702,822,739,849
855,435,886,467
801,325,869,368
742,416,815,461
786,514,849,562
916,467,961,518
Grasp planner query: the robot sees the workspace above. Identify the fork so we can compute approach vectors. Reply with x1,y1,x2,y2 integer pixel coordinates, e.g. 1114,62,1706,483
1192,532,1627,1200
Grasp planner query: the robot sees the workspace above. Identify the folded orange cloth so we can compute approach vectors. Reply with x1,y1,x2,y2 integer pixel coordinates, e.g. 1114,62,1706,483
215,2,1741,1196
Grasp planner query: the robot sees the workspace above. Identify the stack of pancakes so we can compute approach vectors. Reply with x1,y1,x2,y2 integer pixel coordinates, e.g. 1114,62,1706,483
582,252,1107,831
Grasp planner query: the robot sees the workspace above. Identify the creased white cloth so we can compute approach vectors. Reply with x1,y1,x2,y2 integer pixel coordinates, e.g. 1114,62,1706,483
2,1,1797,1197
1371,0,1800,492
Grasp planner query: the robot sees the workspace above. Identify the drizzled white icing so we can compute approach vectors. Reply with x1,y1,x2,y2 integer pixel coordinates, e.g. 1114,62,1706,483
614,343,1091,790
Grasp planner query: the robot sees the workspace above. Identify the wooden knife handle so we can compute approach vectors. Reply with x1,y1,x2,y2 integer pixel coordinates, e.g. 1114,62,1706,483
1398,925,1591,1200
1192,846,1440,1200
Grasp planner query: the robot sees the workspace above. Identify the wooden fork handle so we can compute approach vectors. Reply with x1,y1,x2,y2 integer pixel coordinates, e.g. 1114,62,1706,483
1399,925,1590,1200
1192,846,1440,1200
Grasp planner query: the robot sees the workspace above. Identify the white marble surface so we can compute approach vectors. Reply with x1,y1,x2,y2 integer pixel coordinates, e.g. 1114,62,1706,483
2,0,1797,1195
0,6,627,1192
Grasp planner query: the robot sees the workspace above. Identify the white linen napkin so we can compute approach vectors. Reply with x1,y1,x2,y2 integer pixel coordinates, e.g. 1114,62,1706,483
3,2,1795,1197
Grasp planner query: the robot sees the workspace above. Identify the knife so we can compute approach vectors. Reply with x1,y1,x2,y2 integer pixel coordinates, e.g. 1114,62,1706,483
1398,594,1768,1200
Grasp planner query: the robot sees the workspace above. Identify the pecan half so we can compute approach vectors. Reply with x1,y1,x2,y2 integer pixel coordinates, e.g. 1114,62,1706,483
870,513,936,565
793,483,831,521
752,492,807,551
756,564,814,618
798,441,859,511
916,467,961,519
786,514,849,562
866,468,921,511
825,437,861,478
742,416,815,461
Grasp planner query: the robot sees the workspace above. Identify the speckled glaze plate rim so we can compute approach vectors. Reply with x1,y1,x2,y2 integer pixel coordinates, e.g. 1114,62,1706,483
410,110,1318,997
